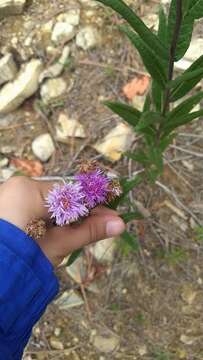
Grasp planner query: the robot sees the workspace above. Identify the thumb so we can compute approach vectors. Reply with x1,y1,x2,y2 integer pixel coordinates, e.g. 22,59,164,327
40,212,125,265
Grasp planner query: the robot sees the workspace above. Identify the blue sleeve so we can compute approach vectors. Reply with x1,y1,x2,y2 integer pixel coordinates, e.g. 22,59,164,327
0,219,59,360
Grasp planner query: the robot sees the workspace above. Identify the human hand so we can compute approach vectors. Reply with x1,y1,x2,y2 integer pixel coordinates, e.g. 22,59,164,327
0,177,125,266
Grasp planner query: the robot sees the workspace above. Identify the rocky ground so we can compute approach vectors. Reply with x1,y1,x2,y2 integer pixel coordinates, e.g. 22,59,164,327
0,0,203,359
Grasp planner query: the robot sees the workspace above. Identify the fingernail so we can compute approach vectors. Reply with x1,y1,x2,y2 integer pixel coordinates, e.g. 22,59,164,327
106,218,125,237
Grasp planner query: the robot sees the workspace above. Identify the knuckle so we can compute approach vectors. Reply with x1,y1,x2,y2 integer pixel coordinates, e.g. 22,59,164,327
88,222,98,243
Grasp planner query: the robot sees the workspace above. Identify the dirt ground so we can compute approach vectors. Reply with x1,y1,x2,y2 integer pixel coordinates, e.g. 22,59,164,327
0,0,203,359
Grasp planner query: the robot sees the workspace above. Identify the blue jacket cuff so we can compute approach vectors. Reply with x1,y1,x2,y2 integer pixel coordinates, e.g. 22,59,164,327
0,219,59,335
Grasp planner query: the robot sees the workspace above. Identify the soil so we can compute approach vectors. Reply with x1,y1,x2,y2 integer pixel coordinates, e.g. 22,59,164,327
0,1,203,359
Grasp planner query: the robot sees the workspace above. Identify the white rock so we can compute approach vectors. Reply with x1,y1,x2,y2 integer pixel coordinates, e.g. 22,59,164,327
0,157,9,168
56,112,86,141
39,46,70,83
57,9,80,26
40,77,67,104
0,59,43,114
79,0,98,7
131,95,145,112
50,337,64,350
93,123,134,162
0,0,26,17
0,53,18,86
51,22,76,44
0,166,16,180
32,133,55,162
93,335,120,353
89,238,115,263
76,26,100,50
55,290,84,310
175,38,203,70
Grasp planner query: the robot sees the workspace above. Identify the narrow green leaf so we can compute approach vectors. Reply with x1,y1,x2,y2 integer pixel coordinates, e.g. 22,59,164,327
163,109,203,135
143,93,151,112
168,0,194,61
121,212,143,223
66,249,82,267
170,55,203,101
152,81,162,112
168,91,203,120
121,230,140,251
121,26,167,88
104,100,141,127
159,134,176,152
126,150,149,165
158,6,168,44
189,0,203,19
122,175,142,195
96,0,168,59
147,147,164,173
169,68,203,89
136,111,161,132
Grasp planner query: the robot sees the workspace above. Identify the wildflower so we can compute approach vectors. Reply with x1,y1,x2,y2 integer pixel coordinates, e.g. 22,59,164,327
75,169,110,209
46,182,88,226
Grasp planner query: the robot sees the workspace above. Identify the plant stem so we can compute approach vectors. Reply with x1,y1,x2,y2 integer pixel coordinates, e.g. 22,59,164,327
162,0,183,117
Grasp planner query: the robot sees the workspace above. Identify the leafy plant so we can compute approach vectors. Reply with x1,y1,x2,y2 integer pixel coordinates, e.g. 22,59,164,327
96,0,203,246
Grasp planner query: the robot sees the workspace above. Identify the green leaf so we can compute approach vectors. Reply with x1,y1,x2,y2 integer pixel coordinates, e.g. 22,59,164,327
168,0,194,61
159,134,176,152
158,6,168,44
121,26,167,88
189,0,203,19
163,109,203,135
168,91,203,120
147,146,164,172
121,212,143,223
122,175,142,195
66,249,82,267
96,0,168,59
104,100,141,127
120,230,140,251
136,111,161,132
152,81,162,111
126,150,149,165
143,93,151,111
170,55,203,101
152,6,167,111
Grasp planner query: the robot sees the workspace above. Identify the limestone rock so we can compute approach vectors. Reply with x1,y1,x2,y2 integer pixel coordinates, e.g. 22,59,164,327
79,0,98,7
50,337,64,350
55,290,84,310
93,123,134,162
32,133,55,162
0,157,9,168
0,0,26,18
51,22,76,44
57,8,80,26
76,26,100,50
39,46,70,83
40,77,67,104
0,59,43,114
93,335,120,353
56,112,86,141
0,53,18,86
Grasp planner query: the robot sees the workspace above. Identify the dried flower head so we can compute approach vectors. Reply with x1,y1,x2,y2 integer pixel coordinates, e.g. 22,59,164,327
106,179,123,203
78,160,100,173
75,169,110,209
46,182,88,226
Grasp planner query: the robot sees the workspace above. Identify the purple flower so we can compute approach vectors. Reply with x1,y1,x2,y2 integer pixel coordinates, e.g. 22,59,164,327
75,169,110,209
46,182,88,226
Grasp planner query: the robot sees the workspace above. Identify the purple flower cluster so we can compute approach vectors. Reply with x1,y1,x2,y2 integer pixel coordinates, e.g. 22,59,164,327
47,162,122,226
